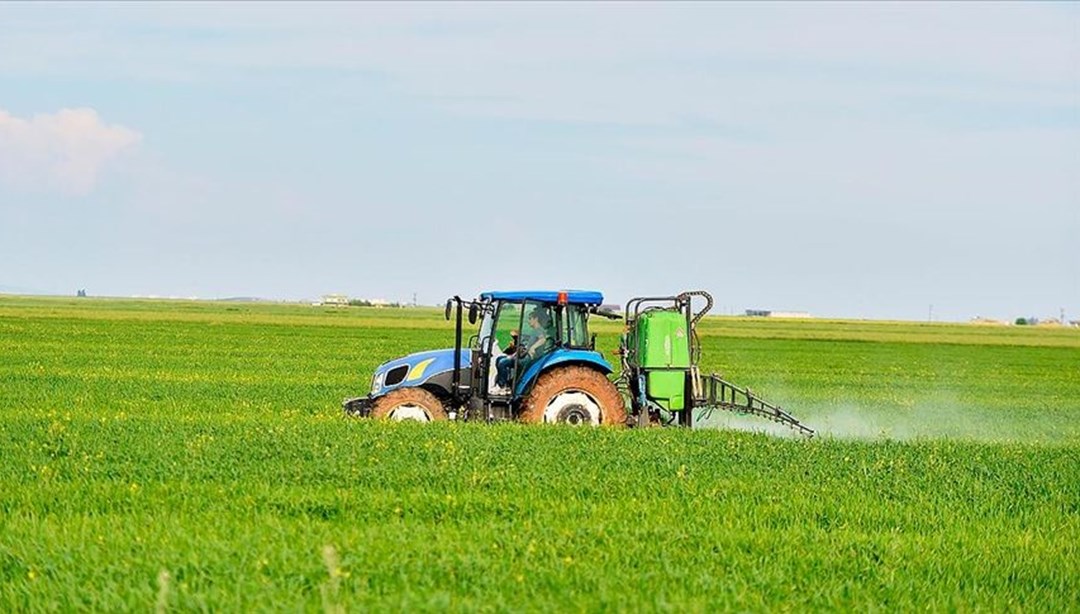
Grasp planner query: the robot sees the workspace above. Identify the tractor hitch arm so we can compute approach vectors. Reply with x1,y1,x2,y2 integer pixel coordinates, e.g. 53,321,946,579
343,396,374,418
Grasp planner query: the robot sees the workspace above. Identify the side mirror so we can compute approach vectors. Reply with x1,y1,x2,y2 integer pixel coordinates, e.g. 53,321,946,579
444,298,453,321
592,305,622,320
468,302,479,324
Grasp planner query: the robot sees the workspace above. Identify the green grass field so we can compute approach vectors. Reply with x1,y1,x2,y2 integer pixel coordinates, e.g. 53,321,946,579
1,296,1078,611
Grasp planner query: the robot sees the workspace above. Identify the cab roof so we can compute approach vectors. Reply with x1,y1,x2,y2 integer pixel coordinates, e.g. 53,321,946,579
479,290,604,305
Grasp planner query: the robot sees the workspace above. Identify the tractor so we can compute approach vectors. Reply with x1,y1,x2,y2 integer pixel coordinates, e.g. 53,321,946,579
342,289,813,435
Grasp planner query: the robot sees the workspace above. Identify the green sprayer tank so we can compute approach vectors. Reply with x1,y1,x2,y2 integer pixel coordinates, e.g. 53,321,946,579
634,310,690,411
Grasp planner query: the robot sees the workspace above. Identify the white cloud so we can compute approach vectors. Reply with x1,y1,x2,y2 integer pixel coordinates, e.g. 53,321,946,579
0,107,141,195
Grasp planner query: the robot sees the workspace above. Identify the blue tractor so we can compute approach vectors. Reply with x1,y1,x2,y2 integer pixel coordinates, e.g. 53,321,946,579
343,290,627,425
344,289,814,434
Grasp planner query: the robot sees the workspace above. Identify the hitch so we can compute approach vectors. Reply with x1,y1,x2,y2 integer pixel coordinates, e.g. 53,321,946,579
343,397,374,418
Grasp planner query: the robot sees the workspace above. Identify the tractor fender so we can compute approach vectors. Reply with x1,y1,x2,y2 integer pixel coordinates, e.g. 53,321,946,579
515,349,613,396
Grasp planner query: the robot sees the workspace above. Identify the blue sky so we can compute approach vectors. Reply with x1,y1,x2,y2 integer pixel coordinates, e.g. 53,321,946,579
1,2,1077,321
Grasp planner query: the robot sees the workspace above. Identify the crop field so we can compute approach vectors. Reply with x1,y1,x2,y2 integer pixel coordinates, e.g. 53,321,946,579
1,296,1078,611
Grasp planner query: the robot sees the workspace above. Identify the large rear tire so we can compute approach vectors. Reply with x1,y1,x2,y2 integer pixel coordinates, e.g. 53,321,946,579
371,388,448,422
519,365,626,426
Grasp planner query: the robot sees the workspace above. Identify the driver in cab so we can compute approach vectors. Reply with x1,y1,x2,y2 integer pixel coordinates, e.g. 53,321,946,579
494,309,553,390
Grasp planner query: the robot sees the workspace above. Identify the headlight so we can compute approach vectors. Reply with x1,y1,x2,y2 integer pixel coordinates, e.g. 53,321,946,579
371,372,385,394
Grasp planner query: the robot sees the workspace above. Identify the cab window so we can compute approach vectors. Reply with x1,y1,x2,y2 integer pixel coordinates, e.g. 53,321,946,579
520,301,556,360
559,304,590,348
491,301,522,355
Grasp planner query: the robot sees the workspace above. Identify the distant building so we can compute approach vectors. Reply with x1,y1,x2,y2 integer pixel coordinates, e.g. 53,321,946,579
771,311,812,319
345,298,394,307
745,309,812,319
321,294,349,306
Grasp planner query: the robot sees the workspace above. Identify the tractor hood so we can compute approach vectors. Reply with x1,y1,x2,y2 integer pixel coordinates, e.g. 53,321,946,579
370,348,472,396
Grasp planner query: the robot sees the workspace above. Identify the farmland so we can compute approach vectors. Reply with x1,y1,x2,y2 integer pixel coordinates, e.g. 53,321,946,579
1,296,1078,611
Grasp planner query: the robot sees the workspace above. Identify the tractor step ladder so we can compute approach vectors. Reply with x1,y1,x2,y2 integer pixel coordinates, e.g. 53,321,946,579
694,373,815,438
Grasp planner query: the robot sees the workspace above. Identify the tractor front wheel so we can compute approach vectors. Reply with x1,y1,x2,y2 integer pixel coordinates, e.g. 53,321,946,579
519,366,626,426
371,388,448,422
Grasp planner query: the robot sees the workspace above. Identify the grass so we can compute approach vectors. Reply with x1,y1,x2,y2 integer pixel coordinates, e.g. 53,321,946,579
1,295,1078,611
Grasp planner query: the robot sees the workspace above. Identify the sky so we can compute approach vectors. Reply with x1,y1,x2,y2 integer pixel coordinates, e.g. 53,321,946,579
0,2,1077,321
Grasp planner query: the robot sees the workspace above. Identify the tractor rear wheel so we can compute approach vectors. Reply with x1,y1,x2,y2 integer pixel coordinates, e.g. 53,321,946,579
519,366,626,426
371,388,448,422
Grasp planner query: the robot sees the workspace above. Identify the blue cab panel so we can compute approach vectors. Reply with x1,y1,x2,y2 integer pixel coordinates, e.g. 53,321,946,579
480,290,603,305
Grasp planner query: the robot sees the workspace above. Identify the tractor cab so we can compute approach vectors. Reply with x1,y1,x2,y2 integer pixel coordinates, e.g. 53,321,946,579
470,291,605,407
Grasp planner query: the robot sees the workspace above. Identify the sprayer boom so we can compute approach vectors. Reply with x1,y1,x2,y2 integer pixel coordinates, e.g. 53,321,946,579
695,372,815,437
